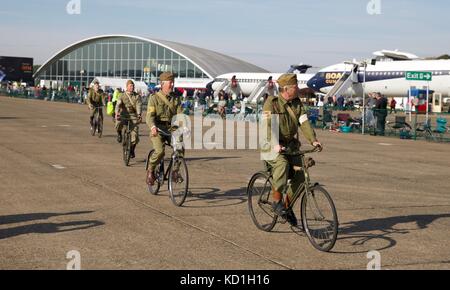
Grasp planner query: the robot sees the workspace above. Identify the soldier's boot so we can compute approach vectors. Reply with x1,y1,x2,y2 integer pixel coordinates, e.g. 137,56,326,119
271,191,286,216
146,170,156,186
117,131,122,143
89,116,94,129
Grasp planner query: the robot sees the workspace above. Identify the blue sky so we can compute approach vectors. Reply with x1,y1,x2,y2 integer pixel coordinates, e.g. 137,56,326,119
1,0,449,72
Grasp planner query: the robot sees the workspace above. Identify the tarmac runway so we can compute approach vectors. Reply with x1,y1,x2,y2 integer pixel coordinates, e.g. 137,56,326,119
0,96,449,270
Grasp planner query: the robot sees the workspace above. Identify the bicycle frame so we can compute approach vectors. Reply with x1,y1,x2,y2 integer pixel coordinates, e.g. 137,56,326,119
277,147,321,212
156,128,185,184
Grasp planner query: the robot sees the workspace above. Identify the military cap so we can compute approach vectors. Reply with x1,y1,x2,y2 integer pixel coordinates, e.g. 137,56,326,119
277,73,298,87
160,72,175,82
126,79,135,86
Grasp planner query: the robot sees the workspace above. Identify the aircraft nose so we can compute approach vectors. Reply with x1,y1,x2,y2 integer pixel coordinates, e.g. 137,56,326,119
206,80,214,91
307,77,318,90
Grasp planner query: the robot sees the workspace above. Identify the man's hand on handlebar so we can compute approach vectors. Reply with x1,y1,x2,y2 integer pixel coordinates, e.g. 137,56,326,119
151,126,158,137
274,144,285,153
312,141,323,151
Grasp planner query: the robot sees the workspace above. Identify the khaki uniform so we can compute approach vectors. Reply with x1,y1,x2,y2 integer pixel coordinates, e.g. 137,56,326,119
87,89,105,120
115,91,142,145
146,91,183,171
261,94,317,201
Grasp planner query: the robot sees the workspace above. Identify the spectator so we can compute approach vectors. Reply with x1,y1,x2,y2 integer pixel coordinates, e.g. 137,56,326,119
337,95,344,110
373,92,388,136
390,98,397,114
217,91,227,118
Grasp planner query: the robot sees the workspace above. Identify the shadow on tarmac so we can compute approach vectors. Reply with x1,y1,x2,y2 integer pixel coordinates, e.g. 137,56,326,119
331,213,450,254
182,187,247,208
0,211,104,240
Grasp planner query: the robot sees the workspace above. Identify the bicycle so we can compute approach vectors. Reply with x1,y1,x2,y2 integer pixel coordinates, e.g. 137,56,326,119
414,119,437,142
247,146,338,252
145,128,189,207
90,106,103,138
118,117,134,167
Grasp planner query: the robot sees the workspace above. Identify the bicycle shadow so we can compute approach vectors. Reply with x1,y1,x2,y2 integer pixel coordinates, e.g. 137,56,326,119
331,213,450,254
0,211,104,240
182,187,247,208
185,156,241,162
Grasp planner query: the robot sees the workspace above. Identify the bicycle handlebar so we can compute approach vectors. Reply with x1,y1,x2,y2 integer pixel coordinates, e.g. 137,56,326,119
280,145,322,155
157,128,172,137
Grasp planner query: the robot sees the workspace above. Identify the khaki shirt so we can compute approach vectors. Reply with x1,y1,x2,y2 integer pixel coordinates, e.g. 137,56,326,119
87,89,104,107
261,94,316,152
146,91,182,129
115,91,142,117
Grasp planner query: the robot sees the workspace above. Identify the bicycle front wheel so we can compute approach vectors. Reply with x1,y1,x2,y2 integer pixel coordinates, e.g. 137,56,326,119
98,118,103,138
123,132,131,166
301,185,338,252
247,171,278,232
168,157,189,206
91,120,96,136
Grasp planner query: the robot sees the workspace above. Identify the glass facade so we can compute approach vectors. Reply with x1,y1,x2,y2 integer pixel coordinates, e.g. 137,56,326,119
36,37,210,87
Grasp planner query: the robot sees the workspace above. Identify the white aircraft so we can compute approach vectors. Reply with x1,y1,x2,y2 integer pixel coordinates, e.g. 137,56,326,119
210,64,315,101
307,50,450,100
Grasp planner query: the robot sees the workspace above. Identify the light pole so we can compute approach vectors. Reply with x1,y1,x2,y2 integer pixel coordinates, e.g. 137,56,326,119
361,61,367,135
80,70,85,103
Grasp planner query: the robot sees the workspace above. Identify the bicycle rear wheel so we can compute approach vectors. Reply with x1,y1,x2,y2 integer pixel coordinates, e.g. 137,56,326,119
301,185,338,252
122,131,131,166
247,172,278,232
168,157,189,206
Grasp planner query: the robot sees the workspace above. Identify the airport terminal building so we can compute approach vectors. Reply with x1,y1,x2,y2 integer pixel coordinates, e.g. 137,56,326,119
33,35,267,89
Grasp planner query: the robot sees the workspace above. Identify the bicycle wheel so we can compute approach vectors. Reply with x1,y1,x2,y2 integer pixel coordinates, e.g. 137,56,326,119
247,171,278,232
301,185,338,252
122,131,131,166
91,120,96,136
168,156,189,206
98,117,103,138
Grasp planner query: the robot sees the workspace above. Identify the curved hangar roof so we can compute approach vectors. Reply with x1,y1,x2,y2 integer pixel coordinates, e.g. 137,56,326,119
34,34,268,79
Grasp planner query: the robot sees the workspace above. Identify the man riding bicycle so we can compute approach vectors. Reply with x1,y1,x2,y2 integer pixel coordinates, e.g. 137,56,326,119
146,72,183,186
261,74,322,227
115,79,142,159
87,81,105,130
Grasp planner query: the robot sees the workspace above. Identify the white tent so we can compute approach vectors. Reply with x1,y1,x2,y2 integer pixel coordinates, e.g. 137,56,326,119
91,77,148,93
